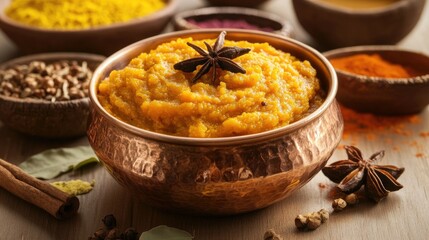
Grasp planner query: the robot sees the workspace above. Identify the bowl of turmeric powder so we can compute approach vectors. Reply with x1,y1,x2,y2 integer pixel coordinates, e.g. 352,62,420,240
324,45,429,115
87,29,343,215
0,0,178,55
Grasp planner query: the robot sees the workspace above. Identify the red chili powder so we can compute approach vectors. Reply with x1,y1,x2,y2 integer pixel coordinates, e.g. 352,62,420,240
330,54,417,78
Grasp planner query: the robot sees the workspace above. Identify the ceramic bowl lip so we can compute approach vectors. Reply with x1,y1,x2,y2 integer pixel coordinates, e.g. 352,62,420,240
0,0,178,33
323,45,429,85
173,6,293,36
303,0,409,14
89,29,337,146
0,52,105,105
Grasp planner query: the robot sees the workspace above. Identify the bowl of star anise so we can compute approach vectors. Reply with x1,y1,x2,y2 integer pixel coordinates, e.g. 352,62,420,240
87,29,343,215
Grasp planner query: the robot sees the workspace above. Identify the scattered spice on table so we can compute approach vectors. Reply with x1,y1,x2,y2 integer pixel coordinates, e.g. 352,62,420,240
340,105,421,145
332,198,347,211
420,131,429,138
294,209,329,231
187,19,274,32
0,60,92,102
5,0,165,29
51,179,94,196
264,229,283,240
88,214,139,240
330,53,417,78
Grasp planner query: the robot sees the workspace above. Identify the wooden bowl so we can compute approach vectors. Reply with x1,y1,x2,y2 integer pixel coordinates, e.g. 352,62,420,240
205,0,270,8
0,0,177,55
324,46,429,115
87,29,343,215
292,0,426,49
0,53,105,138
173,7,293,37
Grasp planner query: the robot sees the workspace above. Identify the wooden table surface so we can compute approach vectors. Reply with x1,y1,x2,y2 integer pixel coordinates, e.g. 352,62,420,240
1,1,428,239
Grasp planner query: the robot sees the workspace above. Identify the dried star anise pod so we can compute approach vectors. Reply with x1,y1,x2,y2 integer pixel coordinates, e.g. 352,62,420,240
322,145,405,202
173,31,250,84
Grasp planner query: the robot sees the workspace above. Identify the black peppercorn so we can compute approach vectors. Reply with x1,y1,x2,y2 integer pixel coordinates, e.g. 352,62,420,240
102,214,117,230
122,227,139,240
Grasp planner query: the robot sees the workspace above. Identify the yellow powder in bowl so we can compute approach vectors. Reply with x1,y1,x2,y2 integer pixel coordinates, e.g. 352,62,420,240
5,0,165,30
97,37,322,138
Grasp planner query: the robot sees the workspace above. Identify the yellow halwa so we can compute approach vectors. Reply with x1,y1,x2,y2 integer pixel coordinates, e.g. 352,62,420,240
97,37,322,137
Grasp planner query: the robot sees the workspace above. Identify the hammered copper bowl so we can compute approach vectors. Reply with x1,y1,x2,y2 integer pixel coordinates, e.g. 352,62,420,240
0,0,177,55
173,7,293,37
324,46,429,115
87,29,343,215
292,0,425,48
0,53,105,138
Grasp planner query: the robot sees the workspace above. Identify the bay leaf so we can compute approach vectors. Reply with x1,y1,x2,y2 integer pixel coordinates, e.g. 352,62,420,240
139,225,193,240
19,146,98,179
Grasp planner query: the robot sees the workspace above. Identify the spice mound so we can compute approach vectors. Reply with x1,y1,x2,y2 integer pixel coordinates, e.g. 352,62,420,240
5,0,165,30
330,54,417,78
97,37,322,138
0,60,92,102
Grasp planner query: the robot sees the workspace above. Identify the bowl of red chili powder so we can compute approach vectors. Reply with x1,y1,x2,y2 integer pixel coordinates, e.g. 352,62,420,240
324,45,429,115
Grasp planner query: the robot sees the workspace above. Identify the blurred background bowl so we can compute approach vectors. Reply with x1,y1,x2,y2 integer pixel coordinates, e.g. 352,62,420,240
0,0,178,55
0,52,105,138
205,0,270,8
292,0,426,49
324,45,429,115
87,29,343,215
173,7,293,37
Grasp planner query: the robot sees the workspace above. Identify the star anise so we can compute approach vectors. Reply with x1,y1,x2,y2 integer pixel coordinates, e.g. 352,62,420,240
173,31,250,84
322,145,404,202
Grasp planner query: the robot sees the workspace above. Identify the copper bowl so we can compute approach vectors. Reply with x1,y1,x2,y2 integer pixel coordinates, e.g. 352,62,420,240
87,29,343,215
0,0,177,55
0,53,105,138
172,7,293,37
324,45,429,115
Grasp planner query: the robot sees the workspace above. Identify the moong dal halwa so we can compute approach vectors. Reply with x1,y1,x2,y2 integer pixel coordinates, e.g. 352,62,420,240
97,35,323,138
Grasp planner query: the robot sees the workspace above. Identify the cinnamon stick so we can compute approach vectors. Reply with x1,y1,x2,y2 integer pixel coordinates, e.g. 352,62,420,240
0,158,79,219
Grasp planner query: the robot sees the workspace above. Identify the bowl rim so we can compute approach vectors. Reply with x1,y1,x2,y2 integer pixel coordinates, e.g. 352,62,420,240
323,45,429,84
0,0,178,33
0,52,105,104
173,6,293,36
300,0,409,14
89,29,338,146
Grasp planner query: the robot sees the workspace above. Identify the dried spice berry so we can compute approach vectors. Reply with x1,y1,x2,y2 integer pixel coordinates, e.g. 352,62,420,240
322,145,404,202
332,198,347,211
263,229,283,240
122,228,139,240
344,193,359,205
102,214,117,230
89,214,140,240
294,209,330,231
174,31,250,84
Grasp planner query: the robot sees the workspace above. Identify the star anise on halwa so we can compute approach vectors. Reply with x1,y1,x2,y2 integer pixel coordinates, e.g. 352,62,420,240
173,31,250,84
322,145,404,202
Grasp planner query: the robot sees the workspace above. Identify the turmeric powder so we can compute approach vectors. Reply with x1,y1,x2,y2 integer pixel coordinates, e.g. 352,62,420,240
330,54,414,78
5,0,165,30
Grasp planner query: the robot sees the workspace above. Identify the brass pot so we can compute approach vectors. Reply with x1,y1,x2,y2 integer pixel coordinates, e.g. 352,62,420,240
87,30,343,215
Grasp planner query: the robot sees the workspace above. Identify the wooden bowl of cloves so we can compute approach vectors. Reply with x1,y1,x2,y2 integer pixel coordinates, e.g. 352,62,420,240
0,53,105,138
